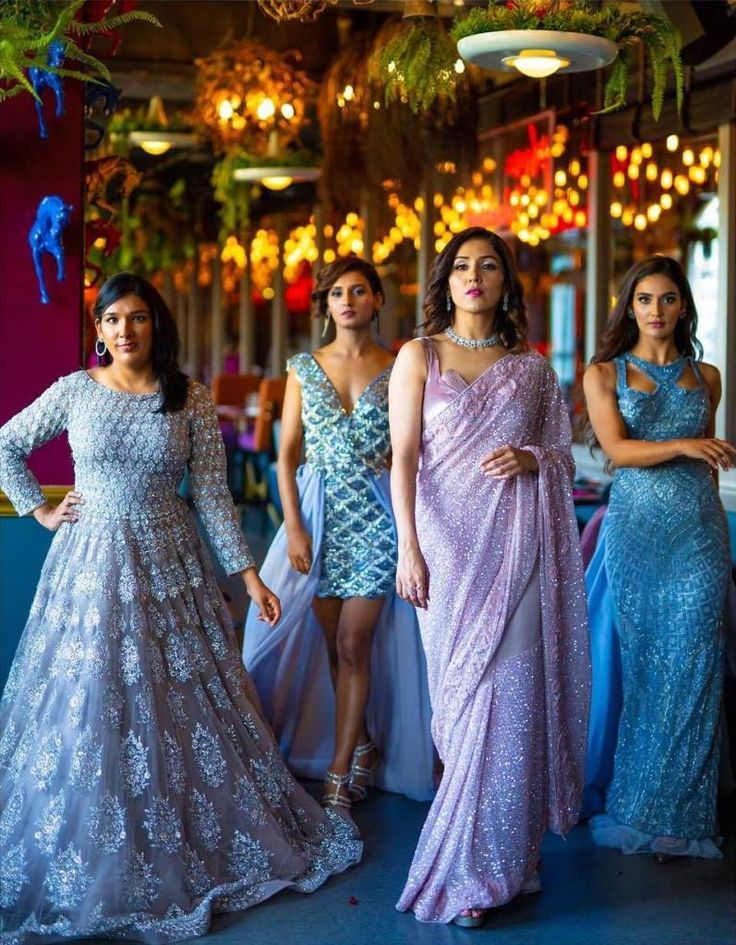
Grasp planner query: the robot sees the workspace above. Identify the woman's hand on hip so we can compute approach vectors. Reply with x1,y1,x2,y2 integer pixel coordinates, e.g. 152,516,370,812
480,445,538,479
33,490,84,530
397,543,429,610
286,525,312,574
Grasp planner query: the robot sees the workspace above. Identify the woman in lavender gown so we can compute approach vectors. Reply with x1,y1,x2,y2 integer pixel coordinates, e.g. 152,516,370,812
390,228,590,927
0,273,361,945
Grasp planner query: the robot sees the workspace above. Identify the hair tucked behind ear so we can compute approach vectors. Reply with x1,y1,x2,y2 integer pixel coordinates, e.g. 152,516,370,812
94,272,189,413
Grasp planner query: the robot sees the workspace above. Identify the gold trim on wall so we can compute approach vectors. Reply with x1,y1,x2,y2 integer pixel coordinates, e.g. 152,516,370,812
0,486,73,517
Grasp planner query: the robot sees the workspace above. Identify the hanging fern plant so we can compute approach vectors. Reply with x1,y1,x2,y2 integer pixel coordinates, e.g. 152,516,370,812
452,0,682,121
368,17,466,114
0,0,160,103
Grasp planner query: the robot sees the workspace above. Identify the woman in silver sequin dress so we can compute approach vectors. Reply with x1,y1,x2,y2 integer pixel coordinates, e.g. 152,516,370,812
584,256,735,860
0,274,361,945
243,257,434,810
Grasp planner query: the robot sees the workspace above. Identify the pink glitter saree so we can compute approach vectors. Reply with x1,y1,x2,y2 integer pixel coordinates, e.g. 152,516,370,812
396,342,590,923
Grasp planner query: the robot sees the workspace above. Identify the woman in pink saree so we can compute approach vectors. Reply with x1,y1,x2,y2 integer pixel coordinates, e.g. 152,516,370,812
390,227,590,927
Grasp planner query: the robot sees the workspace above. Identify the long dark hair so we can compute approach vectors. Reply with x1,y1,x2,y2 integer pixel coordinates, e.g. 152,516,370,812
421,226,528,350
310,254,384,319
93,272,188,413
585,255,702,457
591,255,703,366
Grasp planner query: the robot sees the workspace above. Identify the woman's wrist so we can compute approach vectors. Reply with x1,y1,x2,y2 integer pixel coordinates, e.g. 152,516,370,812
242,567,261,592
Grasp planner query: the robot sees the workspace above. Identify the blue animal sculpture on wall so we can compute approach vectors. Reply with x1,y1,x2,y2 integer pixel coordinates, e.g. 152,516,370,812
28,40,66,140
85,80,123,150
28,196,73,305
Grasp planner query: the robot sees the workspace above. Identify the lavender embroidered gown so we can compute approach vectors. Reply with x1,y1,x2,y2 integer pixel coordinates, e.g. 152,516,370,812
396,341,590,923
0,372,361,945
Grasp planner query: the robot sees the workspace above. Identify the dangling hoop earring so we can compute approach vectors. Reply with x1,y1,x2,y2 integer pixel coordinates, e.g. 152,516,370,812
321,313,331,337
95,338,107,360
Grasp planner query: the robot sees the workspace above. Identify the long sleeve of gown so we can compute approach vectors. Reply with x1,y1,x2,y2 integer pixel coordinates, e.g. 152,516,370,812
0,377,70,516
187,381,255,575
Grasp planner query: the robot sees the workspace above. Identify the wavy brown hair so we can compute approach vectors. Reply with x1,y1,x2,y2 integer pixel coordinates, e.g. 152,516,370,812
310,255,384,319
421,226,528,350
585,254,703,454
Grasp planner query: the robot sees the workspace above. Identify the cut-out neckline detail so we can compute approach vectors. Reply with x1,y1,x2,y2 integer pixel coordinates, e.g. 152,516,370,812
622,353,702,394
309,354,391,417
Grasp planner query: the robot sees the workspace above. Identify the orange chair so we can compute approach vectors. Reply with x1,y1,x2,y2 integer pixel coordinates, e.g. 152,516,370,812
211,373,260,410
238,377,287,510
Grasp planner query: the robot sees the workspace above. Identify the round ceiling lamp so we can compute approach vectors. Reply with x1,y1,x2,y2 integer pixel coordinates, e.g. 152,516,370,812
233,166,321,191
457,29,618,79
124,96,197,155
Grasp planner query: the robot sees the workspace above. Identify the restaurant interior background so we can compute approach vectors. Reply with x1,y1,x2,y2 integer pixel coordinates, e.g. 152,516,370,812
1,0,735,684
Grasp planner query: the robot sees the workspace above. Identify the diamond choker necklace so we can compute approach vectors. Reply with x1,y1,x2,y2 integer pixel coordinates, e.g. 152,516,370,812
445,325,499,349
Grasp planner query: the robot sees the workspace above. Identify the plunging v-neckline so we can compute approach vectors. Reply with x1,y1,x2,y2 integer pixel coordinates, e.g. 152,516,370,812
310,354,392,417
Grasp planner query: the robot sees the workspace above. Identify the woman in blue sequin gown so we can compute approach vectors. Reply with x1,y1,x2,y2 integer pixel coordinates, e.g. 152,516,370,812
243,257,434,808
583,256,735,859
0,274,362,945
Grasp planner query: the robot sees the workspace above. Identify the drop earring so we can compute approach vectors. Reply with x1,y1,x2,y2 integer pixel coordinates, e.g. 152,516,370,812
321,313,331,337
446,294,452,313
627,309,636,320
501,290,509,313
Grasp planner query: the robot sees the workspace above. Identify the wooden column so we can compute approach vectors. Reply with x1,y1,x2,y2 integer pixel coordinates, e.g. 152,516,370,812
210,252,224,382
716,122,736,441
312,203,325,350
238,229,255,372
415,172,433,328
175,289,187,365
270,215,288,376
585,148,612,365
187,261,201,379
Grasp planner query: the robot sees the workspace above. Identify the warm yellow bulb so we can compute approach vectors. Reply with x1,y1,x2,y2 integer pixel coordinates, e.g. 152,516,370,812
666,134,679,152
674,174,690,195
699,147,713,167
554,169,567,187
634,213,647,231
610,201,623,218
139,139,172,155
280,102,295,119
615,145,628,162
621,209,634,226
578,174,588,190
613,170,626,188
645,162,658,182
627,164,639,180
263,286,275,300
256,98,276,121
630,148,643,166
660,193,673,210
574,210,587,228
261,176,292,190
454,58,465,74
218,99,234,120
641,143,653,159
647,204,661,222
569,159,581,177
502,49,570,78
660,169,673,189
682,148,694,166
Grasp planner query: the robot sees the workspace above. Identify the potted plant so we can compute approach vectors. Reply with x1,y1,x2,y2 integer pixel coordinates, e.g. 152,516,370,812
0,0,159,103
452,0,683,121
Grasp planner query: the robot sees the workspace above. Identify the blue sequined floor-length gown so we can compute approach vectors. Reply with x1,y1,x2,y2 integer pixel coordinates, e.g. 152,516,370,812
243,353,434,801
0,372,361,945
589,353,730,858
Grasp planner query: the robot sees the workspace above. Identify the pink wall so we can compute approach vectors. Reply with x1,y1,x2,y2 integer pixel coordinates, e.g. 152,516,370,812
0,81,84,485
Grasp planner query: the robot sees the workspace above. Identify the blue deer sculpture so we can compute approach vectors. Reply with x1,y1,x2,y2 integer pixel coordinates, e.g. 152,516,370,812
28,196,73,305
28,40,66,140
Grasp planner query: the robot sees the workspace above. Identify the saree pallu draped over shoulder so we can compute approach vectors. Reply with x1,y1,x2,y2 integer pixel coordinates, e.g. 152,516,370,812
397,348,590,923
